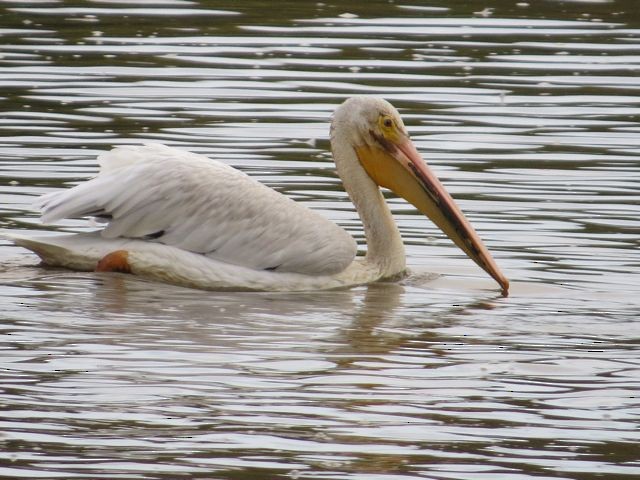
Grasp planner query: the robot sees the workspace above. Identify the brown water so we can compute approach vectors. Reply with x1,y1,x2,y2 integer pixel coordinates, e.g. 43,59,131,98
0,1,639,479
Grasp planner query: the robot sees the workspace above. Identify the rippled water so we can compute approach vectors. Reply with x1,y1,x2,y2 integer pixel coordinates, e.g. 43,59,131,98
1,0,639,479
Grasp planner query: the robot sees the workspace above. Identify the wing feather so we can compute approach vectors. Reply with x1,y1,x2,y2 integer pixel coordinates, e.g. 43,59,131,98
36,144,357,275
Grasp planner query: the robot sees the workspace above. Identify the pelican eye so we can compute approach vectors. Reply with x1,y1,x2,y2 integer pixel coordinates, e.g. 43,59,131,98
376,114,401,148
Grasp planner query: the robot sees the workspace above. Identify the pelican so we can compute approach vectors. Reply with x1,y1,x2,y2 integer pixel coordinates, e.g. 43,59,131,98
3,97,509,295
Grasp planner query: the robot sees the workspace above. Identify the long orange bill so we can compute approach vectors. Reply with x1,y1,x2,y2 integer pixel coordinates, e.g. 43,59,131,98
356,137,509,296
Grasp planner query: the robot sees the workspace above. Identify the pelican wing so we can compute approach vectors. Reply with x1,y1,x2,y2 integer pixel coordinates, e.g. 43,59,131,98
36,144,357,275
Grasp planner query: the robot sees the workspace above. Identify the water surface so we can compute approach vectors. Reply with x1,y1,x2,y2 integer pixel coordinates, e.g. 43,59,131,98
0,0,639,479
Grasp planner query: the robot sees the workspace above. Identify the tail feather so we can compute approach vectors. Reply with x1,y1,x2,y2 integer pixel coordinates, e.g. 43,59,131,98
1,230,123,271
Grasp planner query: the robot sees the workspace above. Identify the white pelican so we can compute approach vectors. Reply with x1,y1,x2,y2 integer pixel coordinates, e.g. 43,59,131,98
3,97,509,295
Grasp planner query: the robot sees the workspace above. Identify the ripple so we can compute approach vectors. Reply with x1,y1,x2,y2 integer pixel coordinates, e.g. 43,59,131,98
1,1,640,479
8,7,240,16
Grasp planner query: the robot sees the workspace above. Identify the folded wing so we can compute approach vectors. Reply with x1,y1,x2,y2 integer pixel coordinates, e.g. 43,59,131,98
36,144,357,275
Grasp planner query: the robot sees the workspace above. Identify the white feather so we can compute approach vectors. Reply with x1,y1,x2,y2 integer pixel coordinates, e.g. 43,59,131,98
35,144,356,276
6,97,499,293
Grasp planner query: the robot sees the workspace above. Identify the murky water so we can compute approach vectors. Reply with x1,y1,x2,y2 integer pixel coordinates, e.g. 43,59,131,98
1,0,639,479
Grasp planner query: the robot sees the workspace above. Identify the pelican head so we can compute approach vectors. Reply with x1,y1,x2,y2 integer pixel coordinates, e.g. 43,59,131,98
332,96,509,295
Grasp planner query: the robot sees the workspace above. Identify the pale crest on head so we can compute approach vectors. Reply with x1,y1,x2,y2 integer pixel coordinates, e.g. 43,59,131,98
331,96,407,147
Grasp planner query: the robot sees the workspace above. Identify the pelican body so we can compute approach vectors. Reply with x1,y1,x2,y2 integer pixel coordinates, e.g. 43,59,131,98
3,97,509,295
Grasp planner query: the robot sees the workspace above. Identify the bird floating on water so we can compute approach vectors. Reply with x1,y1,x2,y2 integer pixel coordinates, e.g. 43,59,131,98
3,97,509,295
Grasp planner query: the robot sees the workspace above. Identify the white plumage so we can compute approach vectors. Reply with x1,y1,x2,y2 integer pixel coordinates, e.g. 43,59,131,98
36,143,356,276
3,97,509,294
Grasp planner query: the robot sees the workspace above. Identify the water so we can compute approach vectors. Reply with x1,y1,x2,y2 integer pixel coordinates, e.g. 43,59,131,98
1,0,639,478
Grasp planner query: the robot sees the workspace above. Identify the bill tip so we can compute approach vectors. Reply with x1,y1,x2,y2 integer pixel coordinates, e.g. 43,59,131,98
500,279,510,297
